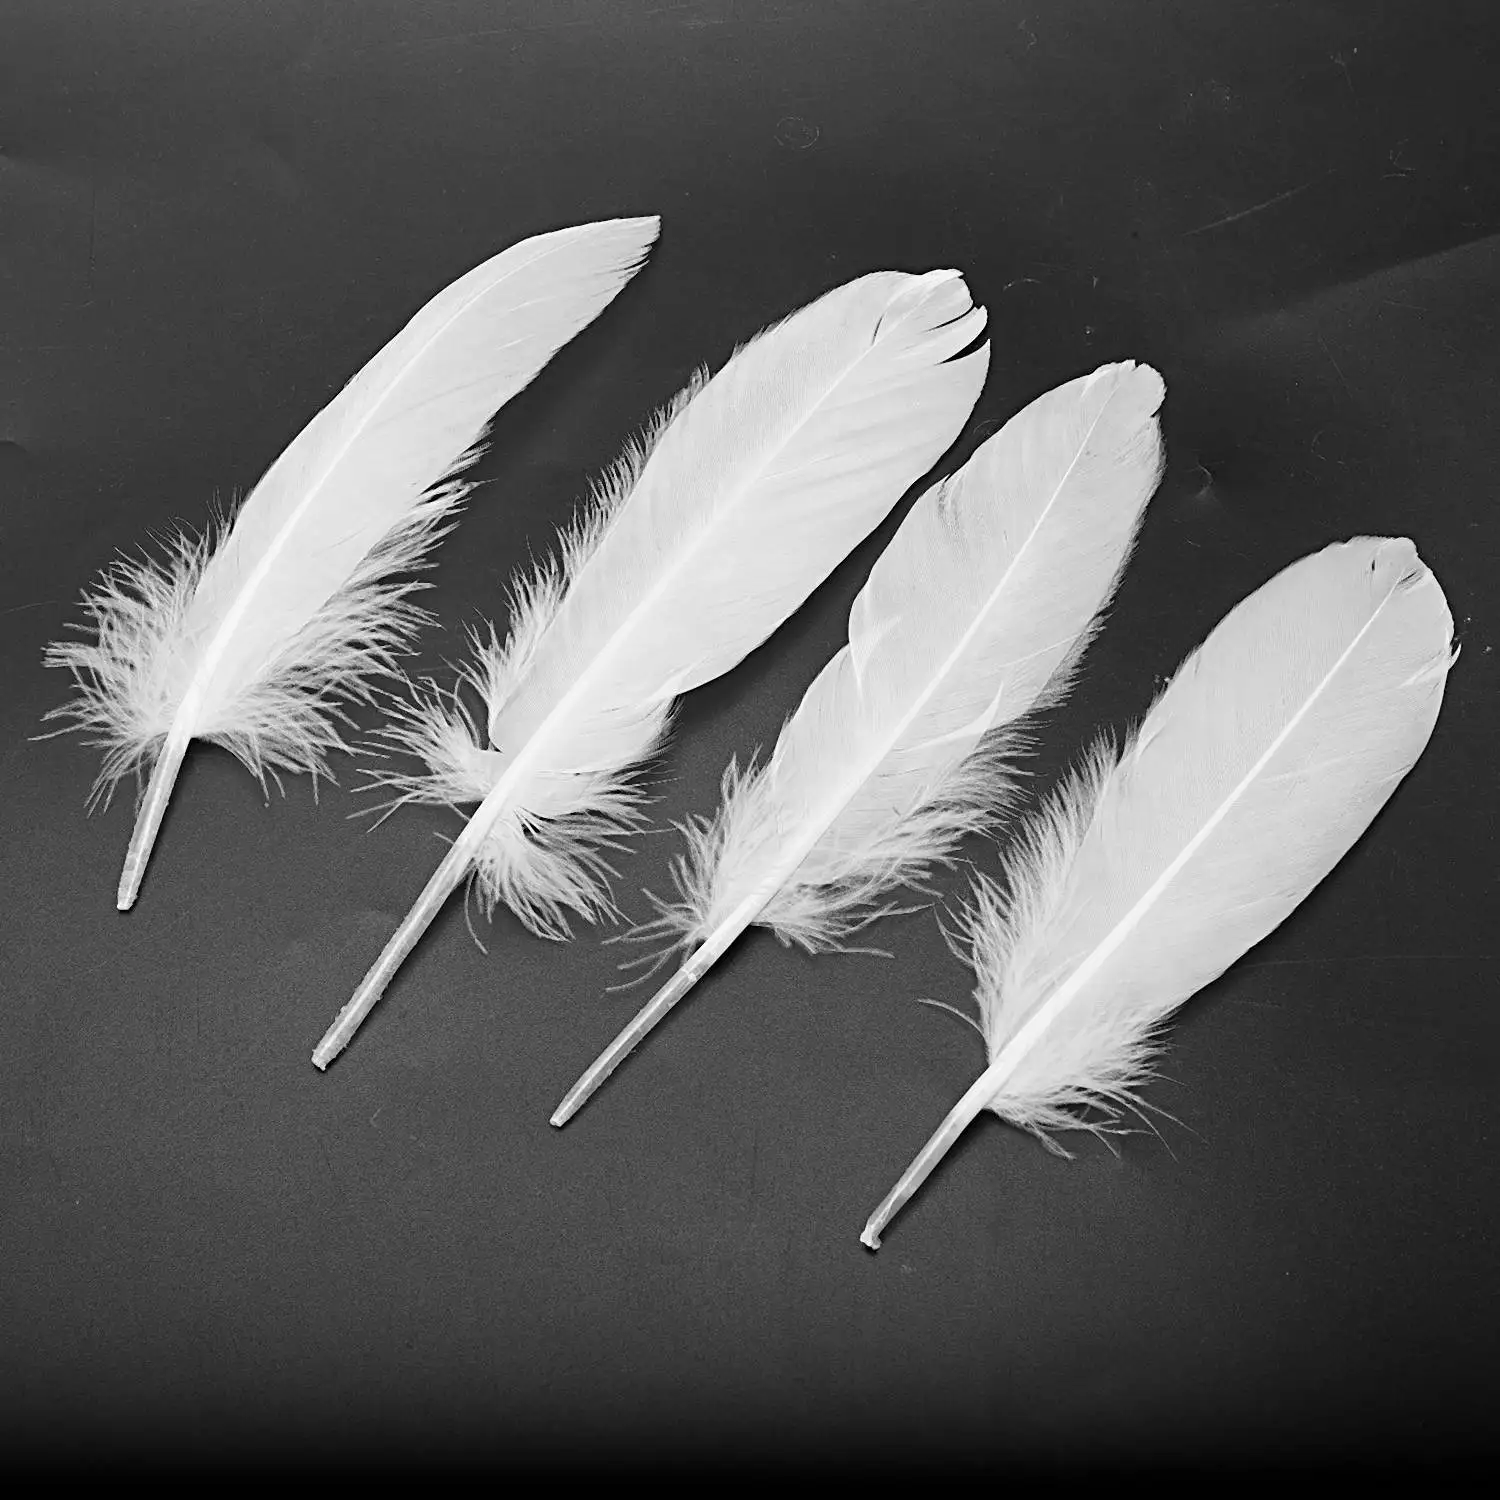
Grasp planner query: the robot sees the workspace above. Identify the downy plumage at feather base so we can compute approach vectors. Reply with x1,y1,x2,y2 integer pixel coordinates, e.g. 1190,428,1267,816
45,217,661,909
862,536,1454,1247
312,268,990,1068
551,362,1168,1126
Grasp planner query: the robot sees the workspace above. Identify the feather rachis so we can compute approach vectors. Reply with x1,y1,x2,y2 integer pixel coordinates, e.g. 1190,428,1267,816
964,745,1169,1143
551,363,1167,1126
861,537,1454,1247
44,216,661,903
652,718,1033,955
363,378,706,936
666,362,1166,949
450,276,988,928
983,539,1455,1121
43,488,455,801
325,270,991,1068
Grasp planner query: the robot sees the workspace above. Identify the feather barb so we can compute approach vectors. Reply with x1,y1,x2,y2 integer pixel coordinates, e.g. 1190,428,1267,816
312,269,991,1066
861,536,1454,1247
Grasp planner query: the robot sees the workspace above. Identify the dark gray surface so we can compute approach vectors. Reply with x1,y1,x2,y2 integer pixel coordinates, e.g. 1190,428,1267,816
2,0,1496,1471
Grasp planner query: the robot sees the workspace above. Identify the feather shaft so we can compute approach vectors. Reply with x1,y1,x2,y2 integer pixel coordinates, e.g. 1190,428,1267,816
313,694,585,1066
862,962,1093,1246
552,362,1166,1121
861,536,1454,1247
116,728,190,909
861,1055,1001,1249
550,891,766,1126
550,750,897,1120
312,830,480,1068
315,268,991,1066
48,216,660,905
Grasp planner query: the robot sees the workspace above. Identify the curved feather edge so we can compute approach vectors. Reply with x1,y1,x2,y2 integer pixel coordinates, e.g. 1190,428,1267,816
648,722,1031,955
43,216,660,828
966,540,1457,1146
364,381,702,938
859,538,1454,1249
644,360,1166,953
43,475,464,808
956,744,1170,1150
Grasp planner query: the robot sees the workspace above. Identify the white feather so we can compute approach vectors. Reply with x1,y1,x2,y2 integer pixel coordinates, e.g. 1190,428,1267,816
671,362,1165,949
371,385,701,937
313,268,990,1068
550,362,1167,1126
45,215,661,909
862,536,1455,1246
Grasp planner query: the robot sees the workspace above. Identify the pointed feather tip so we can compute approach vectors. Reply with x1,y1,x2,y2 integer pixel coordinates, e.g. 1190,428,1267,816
532,214,660,274
905,267,979,316
1330,536,1442,601
557,212,659,235
1364,534,1417,566
1080,359,1165,411
595,214,661,256
898,267,988,353
1356,536,1456,651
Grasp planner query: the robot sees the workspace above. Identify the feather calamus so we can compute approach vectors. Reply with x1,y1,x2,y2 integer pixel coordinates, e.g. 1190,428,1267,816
45,216,660,910
861,536,1455,1247
552,362,1168,1126
312,268,990,1068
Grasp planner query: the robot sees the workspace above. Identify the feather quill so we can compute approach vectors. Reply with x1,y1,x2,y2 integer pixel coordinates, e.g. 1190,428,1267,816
311,269,990,1068
861,536,1455,1247
551,362,1167,1126
45,216,660,909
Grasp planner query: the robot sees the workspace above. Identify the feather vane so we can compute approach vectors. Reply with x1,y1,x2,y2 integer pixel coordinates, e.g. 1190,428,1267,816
551,362,1168,1125
46,216,661,908
312,268,990,1067
861,536,1455,1246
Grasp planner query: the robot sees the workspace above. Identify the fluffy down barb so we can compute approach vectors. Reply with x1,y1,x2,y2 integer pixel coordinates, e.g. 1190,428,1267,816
656,725,1030,954
45,216,662,913
366,386,702,937
367,635,656,940
319,266,993,1072
652,361,1167,953
543,360,1164,1131
961,741,1170,1149
45,479,463,806
858,536,1453,1249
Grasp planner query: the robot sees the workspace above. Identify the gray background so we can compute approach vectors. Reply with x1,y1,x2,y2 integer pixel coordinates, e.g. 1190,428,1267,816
2,0,1496,1471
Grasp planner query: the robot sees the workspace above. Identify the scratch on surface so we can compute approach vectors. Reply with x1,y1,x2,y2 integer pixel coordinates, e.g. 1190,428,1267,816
1315,330,1355,400
349,3,720,54
1183,178,1320,237
318,1136,342,1192
86,172,97,302
1331,50,1357,100
1240,952,1480,972
0,600,63,617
